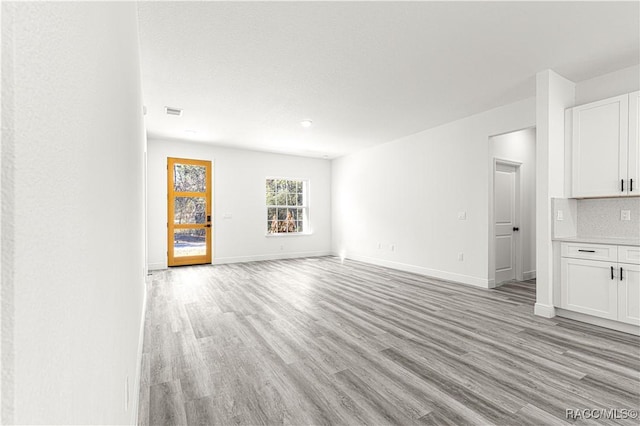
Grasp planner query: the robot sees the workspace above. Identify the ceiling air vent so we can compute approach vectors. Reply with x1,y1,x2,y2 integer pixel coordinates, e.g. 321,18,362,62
165,106,183,116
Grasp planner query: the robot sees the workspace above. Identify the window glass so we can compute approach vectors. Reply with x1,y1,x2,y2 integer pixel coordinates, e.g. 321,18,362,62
266,179,308,234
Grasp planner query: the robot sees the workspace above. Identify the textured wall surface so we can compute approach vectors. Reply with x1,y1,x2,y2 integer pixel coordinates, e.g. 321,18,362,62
3,3,146,424
577,197,640,239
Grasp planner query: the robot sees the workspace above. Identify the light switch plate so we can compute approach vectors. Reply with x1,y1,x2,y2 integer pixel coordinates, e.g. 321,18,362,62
621,210,631,221
458,211,467,220
556,210,564,221
223,213,233,219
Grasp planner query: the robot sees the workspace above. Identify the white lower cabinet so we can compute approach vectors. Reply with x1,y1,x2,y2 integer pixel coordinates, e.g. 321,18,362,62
561,257,618,320
560,243,640,326
618,263,640,325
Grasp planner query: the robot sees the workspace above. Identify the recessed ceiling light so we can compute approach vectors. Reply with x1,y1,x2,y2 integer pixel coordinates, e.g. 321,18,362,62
165,106,183,116
300,119,313,128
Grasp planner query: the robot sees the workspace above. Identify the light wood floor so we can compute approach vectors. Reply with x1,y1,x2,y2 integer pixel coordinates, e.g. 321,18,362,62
138,257,640,425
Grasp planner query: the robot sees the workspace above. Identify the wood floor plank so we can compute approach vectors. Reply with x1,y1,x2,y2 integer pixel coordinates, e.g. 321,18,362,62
138,256,640,425
149,380,187,426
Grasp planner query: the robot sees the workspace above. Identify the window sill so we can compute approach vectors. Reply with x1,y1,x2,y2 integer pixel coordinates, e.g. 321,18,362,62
265,232,313,237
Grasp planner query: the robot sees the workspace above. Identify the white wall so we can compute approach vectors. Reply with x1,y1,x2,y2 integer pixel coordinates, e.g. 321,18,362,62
574,64,640,106
489,127,536,283
2,3,146,424
535,70,575,318
1,2,8,418
147,139,331,269
332,97,535,287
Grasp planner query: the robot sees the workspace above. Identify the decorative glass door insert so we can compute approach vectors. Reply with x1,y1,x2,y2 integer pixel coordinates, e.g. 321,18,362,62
167,158,212,266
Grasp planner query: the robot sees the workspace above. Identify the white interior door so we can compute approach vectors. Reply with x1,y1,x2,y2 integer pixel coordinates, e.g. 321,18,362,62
495,162,519,284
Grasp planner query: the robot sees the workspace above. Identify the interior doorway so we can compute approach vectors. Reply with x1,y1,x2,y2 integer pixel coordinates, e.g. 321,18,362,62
167,157,212,266
489,127,536,288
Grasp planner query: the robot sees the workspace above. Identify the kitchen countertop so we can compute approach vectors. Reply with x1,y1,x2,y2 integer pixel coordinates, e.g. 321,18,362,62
552,236,640,246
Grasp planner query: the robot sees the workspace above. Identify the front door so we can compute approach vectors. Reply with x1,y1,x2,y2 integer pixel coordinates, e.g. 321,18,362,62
167,157,212,266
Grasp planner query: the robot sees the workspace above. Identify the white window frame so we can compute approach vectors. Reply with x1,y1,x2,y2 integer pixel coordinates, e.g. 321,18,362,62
265,177,311,236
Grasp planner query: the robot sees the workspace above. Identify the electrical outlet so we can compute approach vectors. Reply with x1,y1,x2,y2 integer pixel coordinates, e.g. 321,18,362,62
621,210,631,221
458,211,467,220
458,253,464,261
556,210,564,221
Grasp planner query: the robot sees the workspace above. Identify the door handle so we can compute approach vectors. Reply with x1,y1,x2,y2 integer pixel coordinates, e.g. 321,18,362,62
512,227,519,231
611,266,614,280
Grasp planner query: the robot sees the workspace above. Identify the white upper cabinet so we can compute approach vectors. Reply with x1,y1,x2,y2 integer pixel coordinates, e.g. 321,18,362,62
571,94,629,197
628,91,640,194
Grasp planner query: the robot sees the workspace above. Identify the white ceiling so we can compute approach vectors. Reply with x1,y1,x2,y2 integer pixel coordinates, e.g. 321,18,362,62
137,1,639,159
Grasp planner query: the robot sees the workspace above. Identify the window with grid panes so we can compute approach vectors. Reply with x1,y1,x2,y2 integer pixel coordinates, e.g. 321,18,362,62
266,179,307,234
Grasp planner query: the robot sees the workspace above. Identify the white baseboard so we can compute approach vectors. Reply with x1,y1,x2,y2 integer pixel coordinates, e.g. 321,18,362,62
556,308,639,336
147,262,166,271
523,270,536,280
334,252,491,288
149,252,331,269
213,251,331,265
131,279,147,425
534,303,556,318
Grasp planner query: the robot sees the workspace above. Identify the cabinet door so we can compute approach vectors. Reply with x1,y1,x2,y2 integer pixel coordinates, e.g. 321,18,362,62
561,258,618,320
628,91,639,195
618,263,640,325
572,94,628,197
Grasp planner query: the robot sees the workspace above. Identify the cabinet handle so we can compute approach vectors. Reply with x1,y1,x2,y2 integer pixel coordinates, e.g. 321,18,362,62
611,266,614,280
631,179,634,192
578,249,595,253
621,179,624,192
620,267,623,281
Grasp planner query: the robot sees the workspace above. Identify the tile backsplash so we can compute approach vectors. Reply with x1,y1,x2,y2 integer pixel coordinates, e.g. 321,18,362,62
577,198,640,239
